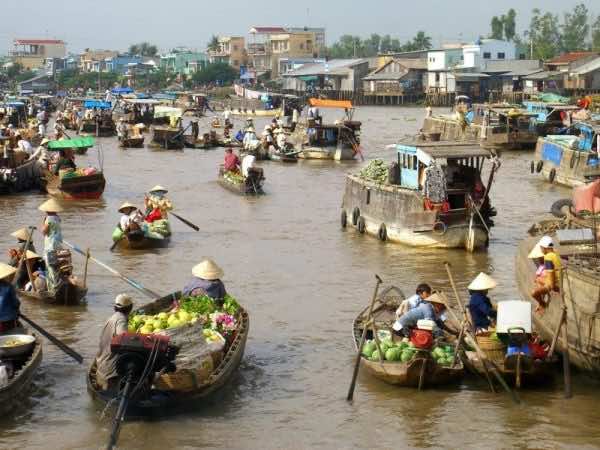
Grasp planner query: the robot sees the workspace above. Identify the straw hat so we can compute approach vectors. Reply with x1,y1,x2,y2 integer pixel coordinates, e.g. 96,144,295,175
118,202,137,213
24,250,41,260
38,198,63,213
0,263,17,281
192,259,224,280
426,292,447,306
468,272,498,291
528,244,544,259
149,185,168,194
538,235,554,248
115,293,133,308
246,127,255,133
40,138,50,146
11,228,30,241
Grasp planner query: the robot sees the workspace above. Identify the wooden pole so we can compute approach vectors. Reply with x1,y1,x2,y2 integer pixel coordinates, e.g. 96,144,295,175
560,269,572,398
83,248,90,289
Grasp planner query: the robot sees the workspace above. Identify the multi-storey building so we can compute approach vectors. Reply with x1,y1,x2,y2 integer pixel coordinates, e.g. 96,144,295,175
11,39,66,70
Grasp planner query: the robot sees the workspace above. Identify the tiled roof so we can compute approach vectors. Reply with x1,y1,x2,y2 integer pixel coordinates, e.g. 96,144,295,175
249,27,287,34
15,39,64,45
546,52,598,64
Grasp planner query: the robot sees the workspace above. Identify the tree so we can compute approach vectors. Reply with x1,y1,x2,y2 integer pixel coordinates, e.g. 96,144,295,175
191,62,237,85
593,15,600,51
490,16,504,39
504,9,517,41
128,42,158,57
561,3,590,52
409,31,432,51
526,8,561,60
207,35,220,52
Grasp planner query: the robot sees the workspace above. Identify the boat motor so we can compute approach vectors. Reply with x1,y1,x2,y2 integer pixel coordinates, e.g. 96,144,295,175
410,320,436,350
106,332,178,450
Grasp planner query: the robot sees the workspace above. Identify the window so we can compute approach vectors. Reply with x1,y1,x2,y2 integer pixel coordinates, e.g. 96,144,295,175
497,52,505,59
483,52,491,59
300,43,304,50
435,72,440,82
233,45,238,51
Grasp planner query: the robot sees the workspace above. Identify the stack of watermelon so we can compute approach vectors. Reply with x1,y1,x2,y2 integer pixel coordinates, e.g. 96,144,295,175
362,338,418,363
432,345,456,366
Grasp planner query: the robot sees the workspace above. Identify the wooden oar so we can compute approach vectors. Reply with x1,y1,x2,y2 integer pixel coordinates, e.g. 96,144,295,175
13,226,36,288
559,270,572,399
347,274,383,402
62,240,161,299
19,313,83,364
109,237,124,252
170,212,200,231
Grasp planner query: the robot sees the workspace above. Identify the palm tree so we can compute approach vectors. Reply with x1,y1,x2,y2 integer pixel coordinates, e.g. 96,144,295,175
411,31,432,50
128,42,158,57
207,35,220,52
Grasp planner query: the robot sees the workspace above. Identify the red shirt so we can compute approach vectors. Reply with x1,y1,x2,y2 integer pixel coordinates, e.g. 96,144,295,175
145,208,162,223
224,153,240,171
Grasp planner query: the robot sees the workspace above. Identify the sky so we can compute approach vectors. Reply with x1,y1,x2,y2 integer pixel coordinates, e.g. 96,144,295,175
2,0,599,55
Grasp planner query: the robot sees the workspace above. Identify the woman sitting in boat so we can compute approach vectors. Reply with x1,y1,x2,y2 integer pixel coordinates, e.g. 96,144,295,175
183,259,227,304
8,228,38,288
53,148,76,176
95,294,134,391
39,198,64,295
224,148,241,173
532,236,562,312
116,118,129,141
467,273,497,334
118,202,143,233
22,251,47,292
392,293,453,338
0,263,19,333
144,185,172,223
243,127,260,151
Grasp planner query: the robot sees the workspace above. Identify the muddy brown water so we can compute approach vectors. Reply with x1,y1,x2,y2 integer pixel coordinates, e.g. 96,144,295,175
1,107,599,450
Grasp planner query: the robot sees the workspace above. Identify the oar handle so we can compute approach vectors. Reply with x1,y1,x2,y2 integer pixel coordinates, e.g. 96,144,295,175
19,313,83,364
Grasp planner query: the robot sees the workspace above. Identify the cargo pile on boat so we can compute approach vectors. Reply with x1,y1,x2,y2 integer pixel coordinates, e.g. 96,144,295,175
358,159,388,184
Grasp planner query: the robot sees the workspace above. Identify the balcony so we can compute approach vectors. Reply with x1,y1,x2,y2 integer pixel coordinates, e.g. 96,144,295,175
247,43,267,56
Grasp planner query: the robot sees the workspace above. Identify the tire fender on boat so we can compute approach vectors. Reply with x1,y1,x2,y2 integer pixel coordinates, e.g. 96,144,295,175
550,198,573,218
536,161,543,173
378,224,387,241
352,207,360,226
530,161,535,174
433,221,447,235
548,168,556,184
357,216,366,234
341,210,347,228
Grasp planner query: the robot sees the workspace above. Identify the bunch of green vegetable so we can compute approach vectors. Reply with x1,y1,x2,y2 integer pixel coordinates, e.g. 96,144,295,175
224,171,244,185
358,159,388,185
180,295,217,315
223,294,240,315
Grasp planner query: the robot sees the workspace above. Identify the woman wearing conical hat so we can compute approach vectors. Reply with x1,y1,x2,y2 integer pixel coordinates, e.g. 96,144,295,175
183,259,227,304
0,262,20,333
467,272,497,334
39,198,64,294
8,227,36,267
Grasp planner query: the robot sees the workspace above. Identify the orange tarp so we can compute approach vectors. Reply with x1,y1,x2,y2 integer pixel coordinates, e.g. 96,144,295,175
308,98,353,109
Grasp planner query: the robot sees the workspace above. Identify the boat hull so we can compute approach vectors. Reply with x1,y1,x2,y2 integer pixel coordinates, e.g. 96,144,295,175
0,340,42,416
18,282,87,306
119,137,145,148
115,235,170,250
0,158,44,195
297,146,355,161
43,172,106,200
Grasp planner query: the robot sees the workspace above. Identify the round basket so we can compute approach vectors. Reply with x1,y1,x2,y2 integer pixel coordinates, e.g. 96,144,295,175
476,333,506,363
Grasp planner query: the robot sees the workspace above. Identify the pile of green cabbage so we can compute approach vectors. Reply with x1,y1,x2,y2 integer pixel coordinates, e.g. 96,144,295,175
362,338,417,362
358,159,388,185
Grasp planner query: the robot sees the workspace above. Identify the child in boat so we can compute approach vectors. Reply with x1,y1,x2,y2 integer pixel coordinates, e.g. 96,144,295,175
532,236,562,312
395,283,432,318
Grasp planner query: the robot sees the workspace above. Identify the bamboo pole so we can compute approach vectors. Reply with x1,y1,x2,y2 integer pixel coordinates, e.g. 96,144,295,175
83,248,90,289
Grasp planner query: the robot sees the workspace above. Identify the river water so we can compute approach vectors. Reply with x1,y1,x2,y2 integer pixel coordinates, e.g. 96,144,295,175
1,107,599,450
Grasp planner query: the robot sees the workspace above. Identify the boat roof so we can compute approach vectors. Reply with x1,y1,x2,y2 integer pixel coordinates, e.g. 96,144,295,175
308,98,353,109
396,141,491,160
123,98,162,105
47,136,95,150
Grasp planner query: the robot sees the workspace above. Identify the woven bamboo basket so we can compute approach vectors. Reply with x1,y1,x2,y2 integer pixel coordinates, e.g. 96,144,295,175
476,333,506,363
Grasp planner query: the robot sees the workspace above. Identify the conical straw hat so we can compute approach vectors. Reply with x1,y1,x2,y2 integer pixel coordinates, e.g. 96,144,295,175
192,259,224,280
528,244,544,259
426,292,446,306
24,250,41,260
149,185,168,194
0,263,17,281
11,228,30,241
468,272,497,291
118,202,137,213
38,198,63,212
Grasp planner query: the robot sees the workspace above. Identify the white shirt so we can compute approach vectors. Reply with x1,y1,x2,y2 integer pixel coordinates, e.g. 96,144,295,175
223,110,231,120
241,154,256,177
31,145,49,162
17,140,33,154
292,109,299,123
276,133,286,149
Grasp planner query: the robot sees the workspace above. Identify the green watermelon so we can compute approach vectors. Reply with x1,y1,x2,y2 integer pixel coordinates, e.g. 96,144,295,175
362,341,377,358
385,347,402,362
370,350,381,361
400,350,413,363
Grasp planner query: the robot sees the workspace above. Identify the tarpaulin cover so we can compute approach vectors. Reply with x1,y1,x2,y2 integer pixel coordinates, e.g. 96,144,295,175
154,106,182,119
84,100,111,109
112,87,133,94
572,179,600,213
541,142,563,166
48,136,95,150
308,98,353,109
153,93,177,100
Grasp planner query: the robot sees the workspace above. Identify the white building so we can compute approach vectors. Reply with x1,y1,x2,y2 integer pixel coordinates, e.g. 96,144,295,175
461,39,517,70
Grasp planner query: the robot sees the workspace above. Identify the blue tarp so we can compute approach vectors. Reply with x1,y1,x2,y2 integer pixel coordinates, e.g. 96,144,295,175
153,93,176,101
84,100,112,109
6,102,25,107
111,87,133,94
541,142,563,166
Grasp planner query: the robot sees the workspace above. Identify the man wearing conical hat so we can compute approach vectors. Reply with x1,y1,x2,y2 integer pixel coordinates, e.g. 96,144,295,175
467,272,497,334
183,259,227,304
0,263,20,333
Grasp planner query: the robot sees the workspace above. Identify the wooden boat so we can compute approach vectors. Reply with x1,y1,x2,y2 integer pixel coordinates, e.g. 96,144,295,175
217,166,264,195
119,136,145,148
230,107,282,118
149,126,184,150
0,333,43,416
421,104,539,151
0,139,45,194
114,230,171,250
515,231,600,375
531,123,600,187
352,286,464,387
18,281,87,306
87,291,249,414
268,148,298,163
341,141,497,251
80,117,116,137
43,171,105,200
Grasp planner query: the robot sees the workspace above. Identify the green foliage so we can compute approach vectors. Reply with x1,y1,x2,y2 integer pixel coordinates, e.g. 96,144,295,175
324,32,432,59
207,35,220,52
135,68,171,90
191,62,237,85
526,8,562,60
128,42,158,57
504,9,517,41
593,16,600,51
490,16,504,40
56,69,122,90
561,3,590,52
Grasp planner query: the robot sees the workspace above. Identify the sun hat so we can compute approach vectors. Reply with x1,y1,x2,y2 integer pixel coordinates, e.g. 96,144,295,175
538,235,554,248
468,273,498,291
425,292,447,306
0,263,17,281
528,244,544,259
192,259,224,280
41,138,50,146
118,202,137,213
38,198,64,213
149,185,168,194
115,294,133,308
11,228,30,241
24,250,41,260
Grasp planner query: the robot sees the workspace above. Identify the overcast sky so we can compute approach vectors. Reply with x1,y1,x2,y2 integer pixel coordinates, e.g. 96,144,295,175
2,0,598,54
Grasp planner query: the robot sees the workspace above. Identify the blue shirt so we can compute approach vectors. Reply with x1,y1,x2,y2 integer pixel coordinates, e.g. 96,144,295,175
398,302,436,329
468,292,496,329
0,281,20,322
182,277,227,301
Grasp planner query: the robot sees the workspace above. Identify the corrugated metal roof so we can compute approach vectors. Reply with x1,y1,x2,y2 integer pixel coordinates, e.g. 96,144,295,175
572,56,600,75
482,59,542,76
14,39,64,45
524,70,562,80
283,59,366,77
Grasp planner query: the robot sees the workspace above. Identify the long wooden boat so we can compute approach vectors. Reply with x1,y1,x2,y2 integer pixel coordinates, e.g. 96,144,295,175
230,107,282,117
0,145,45,194
217,166,264,195
515,232,600,375
352,286,464,387
531,123,600,187
87,291,249,414
149,126,184,150
292,121,361,161
80,117,116,137
0,334,43,416
114,231,170,250
18,281,87,306
119,136,145,148
268,149,298,163
341,142,496,251
43,171,106,200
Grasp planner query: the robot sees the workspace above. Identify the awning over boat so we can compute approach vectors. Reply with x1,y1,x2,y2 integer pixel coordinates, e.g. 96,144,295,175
84,100,111,109
153,93,177,101
308,98,353,109
111,87,134,94
47,136,95,150
123,98,162,105
154,106,182,119
396,141,490,165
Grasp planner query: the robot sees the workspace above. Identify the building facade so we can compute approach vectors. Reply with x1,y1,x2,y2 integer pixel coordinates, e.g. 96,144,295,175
79,49,119,72
11,39,66,70
208,36,246,69
160,49,208,75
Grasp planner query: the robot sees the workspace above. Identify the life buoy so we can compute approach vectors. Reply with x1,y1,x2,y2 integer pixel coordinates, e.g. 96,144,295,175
352,207,360,226
549,168,556,184
378,224,387,241
341,210,347,228
433,221,447,235
530,161,535,174
550,198,573,218
357,216,366,234
570,154,576,169
536,161,543,173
